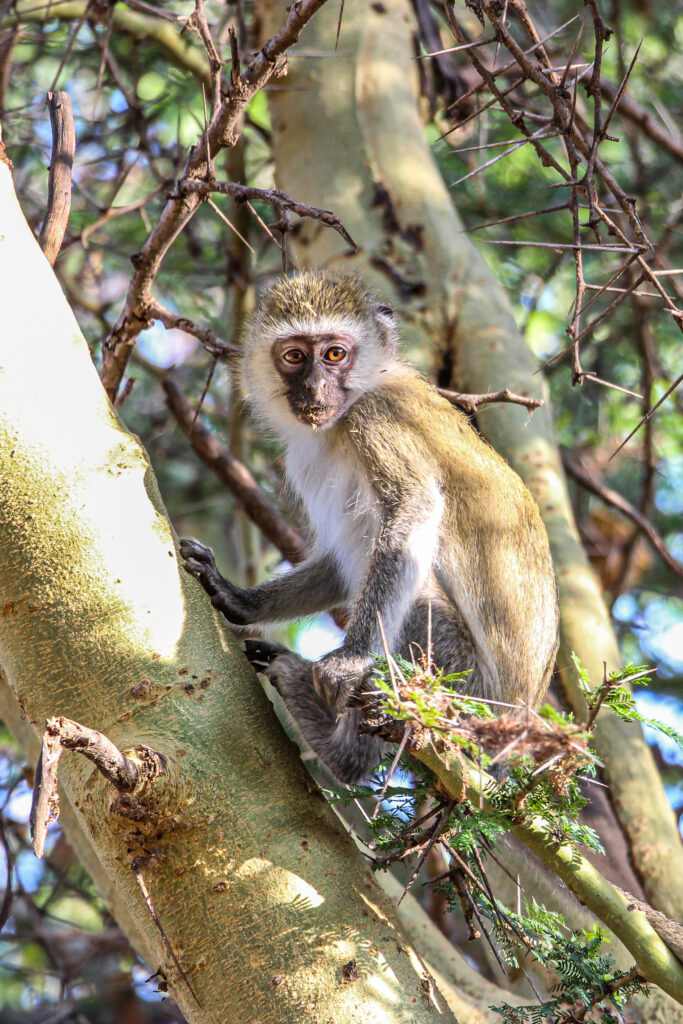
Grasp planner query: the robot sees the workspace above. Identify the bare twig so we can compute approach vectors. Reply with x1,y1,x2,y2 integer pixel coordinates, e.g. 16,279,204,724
609,374,683,460
39,90,75,266
146,298,238,359
449,128,559,188
132,861,201,1005
180,179,357,251
599,78,683,165
79,185,165,248
371,726,413,819
162,377,305,563
398,802,454,905
189,0,222,115
465,201,569,232
437,386,543,415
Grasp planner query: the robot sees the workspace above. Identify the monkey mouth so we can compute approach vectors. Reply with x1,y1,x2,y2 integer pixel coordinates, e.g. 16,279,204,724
293,401,333,427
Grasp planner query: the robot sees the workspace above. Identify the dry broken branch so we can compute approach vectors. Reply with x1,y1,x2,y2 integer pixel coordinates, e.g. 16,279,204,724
38,89,75,266
29,716,166,858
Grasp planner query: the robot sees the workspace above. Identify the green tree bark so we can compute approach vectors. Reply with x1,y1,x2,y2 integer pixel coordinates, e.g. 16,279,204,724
0,140,457,1024
259,0,683,922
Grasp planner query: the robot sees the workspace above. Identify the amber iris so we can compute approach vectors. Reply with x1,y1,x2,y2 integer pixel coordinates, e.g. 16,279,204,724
324,347,346,363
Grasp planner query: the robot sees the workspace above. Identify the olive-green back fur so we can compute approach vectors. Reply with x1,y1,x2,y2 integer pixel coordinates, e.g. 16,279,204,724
340,370,559,706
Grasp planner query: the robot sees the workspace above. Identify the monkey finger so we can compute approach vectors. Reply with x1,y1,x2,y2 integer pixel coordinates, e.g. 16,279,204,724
181,557,209,579
179,538,216,566
243,638,290,668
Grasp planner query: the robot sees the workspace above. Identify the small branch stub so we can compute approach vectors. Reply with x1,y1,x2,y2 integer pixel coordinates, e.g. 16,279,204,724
29,716,166,858
38,90,75,266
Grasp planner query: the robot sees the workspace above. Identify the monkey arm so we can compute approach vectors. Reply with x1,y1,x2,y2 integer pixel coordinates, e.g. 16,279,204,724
180,539,348,624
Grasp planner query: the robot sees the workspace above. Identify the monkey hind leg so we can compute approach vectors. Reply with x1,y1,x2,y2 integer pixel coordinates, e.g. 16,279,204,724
245,646,387,784
397,583,484,695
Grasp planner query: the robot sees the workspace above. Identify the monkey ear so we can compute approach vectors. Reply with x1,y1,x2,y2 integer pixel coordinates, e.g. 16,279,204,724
374,303,399,354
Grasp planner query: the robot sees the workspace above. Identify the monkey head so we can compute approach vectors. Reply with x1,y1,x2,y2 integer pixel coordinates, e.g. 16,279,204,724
240,271,399,432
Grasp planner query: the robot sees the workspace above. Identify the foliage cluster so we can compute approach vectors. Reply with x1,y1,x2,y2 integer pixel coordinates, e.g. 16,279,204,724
327,654,676,1023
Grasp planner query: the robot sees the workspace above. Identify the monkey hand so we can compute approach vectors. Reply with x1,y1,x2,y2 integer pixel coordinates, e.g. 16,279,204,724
243,638,291,673
244,644,314,702
312,651,376,712
244,641,375,714
180,538,254,625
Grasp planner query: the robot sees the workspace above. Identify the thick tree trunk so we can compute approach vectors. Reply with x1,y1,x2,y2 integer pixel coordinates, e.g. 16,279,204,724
259,0,683,922
0,139,457,1023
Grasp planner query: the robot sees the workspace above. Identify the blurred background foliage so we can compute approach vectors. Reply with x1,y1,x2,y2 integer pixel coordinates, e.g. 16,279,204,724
0,0,681,1020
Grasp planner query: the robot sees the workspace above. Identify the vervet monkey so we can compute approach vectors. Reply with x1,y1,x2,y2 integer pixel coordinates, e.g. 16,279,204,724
181,271,559,783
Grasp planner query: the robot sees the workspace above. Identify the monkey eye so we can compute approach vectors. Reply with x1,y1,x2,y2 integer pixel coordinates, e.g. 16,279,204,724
282,348,306,365
323,346,347,363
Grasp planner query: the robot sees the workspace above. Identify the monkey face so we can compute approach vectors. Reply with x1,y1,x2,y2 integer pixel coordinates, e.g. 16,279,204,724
271,334,357,428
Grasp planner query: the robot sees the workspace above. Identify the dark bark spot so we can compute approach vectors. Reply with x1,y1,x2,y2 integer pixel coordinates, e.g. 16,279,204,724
130,679,152,698
371,181,401,235
342,959,359,983
403,224,424,251
369,256,426,299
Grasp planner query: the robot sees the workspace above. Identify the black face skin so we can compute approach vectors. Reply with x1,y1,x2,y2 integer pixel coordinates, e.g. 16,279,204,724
272,334,357,428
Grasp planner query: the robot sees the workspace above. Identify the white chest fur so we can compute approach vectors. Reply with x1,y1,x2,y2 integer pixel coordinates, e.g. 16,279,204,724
282,431,379,595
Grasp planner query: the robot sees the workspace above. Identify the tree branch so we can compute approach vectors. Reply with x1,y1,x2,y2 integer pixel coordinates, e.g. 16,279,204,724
416,740,683,1003
29,716,166,858
562,452,683,581
100,0,332,402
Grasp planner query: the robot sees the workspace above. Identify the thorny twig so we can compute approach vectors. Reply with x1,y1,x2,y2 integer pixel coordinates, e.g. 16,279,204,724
180,179,358,251
434,0,683,421
100,0,336,403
